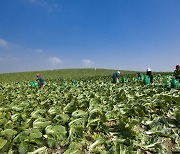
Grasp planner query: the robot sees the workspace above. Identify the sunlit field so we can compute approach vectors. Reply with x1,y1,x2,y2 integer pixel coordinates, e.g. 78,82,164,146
0,69,179,153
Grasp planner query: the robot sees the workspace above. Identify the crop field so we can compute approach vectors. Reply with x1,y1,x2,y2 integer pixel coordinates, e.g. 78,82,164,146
0,69,179,154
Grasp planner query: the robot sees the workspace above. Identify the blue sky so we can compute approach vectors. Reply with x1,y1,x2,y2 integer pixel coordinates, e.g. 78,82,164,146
0,0,180,73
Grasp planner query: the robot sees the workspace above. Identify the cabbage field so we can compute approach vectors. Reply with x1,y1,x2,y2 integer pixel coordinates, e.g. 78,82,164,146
0,69,179,154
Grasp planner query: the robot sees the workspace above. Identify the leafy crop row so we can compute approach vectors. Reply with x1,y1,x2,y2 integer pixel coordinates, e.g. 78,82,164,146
0,71,179,153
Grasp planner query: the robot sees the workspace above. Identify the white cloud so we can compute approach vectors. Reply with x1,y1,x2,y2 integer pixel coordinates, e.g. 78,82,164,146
28,0,59,12
0,55,18,63
48,57,62,66
35,49,43,53
6,55,18,62
11,57,18,61
0,38,8,47
27,48,43,53
29,0,36,2
82,59,94,67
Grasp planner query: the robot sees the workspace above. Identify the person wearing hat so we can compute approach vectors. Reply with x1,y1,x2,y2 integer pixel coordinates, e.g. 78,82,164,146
174,65,180,83
112,71,120,83
36,74,44,89
146,68,154,83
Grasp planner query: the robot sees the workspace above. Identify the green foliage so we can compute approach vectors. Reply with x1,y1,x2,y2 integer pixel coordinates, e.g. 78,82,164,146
0,138,7,150
0,69,179,153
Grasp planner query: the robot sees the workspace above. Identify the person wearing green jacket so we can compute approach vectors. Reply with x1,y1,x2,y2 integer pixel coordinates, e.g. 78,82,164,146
174,65,180,83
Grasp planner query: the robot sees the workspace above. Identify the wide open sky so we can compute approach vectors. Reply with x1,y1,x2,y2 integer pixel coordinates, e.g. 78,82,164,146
0,0,180,73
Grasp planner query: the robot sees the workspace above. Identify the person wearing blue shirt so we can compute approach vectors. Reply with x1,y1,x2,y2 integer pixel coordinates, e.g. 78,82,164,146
36,74,44,89
112,71,120,83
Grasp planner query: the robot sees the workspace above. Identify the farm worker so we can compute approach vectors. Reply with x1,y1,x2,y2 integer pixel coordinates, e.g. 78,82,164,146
36,74,44,89
174,65,180,83
112,71,120,83
146,68,154,83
